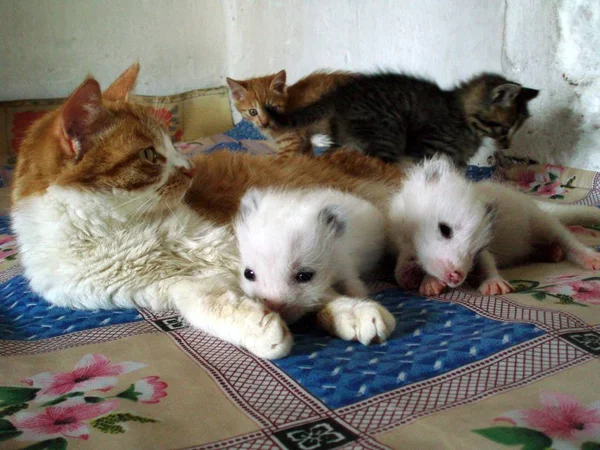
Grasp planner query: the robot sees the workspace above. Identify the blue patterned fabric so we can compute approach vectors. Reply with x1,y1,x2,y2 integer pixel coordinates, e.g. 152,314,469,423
275,289,544,409
466,165,495,181
0,275,142,340
0,216,11,234
224,120,267,141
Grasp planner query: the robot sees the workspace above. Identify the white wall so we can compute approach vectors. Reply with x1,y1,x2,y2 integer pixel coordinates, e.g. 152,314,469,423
0,0,597,169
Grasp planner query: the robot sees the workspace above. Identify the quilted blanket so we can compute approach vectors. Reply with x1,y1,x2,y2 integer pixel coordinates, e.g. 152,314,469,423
1,116,600,450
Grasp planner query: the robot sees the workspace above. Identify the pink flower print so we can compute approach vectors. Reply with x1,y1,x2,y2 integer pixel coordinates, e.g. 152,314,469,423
0,235,18,260
133,376,168,404
8,398,118,441
23,354,145,402
546,279,600,305
517,169,541,188
536,181,567,197
495,392,600,443
545,274,584,284
545,164,565,177
567,225,599,237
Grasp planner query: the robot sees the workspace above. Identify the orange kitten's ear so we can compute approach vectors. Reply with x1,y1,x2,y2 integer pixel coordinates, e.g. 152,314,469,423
227,78,248,101
104,62,140,102
57,78,106,160
270,70,286,94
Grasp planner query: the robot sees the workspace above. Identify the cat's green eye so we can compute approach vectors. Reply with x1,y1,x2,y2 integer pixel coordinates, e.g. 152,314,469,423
248,109,258,116
140,146,159,164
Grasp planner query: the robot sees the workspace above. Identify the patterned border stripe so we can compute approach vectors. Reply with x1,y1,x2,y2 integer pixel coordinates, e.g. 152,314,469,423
439,289,590,332
167,328,329,428
338,335,590,434
559,330,600,356
272,418,358,450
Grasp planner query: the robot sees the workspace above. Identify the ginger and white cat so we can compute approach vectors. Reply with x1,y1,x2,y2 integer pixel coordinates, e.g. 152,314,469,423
227,69,354,155
11,64,401,359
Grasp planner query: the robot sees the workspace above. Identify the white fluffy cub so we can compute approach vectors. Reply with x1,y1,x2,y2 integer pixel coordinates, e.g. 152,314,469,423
235,187,386,324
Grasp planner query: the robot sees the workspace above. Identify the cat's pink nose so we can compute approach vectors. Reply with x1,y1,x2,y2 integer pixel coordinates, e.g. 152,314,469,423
447,271,464,284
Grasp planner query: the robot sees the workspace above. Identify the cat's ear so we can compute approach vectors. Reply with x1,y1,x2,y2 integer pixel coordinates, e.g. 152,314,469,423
521,87,539,102
240,188,262,219
318,205,346,238
490,83,522,106
227,78,248,101
57,78,106,161
269,70,287,94
422,155,453,183
104,62,140,102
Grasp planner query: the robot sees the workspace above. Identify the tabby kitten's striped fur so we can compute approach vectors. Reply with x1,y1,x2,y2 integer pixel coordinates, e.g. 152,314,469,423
267,72,539,165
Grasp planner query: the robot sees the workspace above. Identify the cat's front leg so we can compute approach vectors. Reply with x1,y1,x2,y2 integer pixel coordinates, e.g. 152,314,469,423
170,280,293,359
316,289,396,345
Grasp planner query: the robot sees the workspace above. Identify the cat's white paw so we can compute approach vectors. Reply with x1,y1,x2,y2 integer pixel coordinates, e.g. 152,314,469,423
318,297,396,345
239,298,293,359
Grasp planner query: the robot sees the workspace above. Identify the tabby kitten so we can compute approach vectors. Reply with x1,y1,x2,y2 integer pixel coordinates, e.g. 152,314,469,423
266,72,539,165
12,64,399,359
226,69,354,154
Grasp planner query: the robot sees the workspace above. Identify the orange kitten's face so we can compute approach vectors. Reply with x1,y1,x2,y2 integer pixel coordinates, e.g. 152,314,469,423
227,71,288,132
13,66,194,207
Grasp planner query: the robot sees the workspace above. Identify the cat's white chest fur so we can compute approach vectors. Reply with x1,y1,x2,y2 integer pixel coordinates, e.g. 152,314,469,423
11,185,239,310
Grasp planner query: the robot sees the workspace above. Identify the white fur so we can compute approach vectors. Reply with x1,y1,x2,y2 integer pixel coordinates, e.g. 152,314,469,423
234,188,387,324
12,134,293,359
389,156,600,295
467,137,500,168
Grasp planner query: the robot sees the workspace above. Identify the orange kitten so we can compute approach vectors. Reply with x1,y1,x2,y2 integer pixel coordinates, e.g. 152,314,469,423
226,70,354,155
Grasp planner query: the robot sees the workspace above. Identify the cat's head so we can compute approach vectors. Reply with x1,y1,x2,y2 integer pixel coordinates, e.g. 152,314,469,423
234,188,345,324
399,155,495,288
12,63,195,212
459,73,539,149
226,71,288,132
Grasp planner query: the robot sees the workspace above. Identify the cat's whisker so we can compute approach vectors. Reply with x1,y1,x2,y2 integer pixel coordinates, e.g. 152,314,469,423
166,201,182,228
116,196,144,209
126,196,154,225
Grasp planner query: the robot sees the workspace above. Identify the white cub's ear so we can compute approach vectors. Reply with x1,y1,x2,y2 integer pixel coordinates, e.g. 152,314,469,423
421,154,455,183
318,205,346,238
240,188,263,219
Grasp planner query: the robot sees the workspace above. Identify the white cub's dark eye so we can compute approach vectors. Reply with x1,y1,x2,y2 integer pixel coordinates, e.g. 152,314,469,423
248,109,258,116
140,146,158,164
244,268,256,281
439,222,453,239
295,271,314,283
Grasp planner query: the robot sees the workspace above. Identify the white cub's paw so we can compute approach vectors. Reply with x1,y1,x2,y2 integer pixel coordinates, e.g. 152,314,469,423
479,277,514,296
419,275,447,297
318,297,396,345
239,297,293,359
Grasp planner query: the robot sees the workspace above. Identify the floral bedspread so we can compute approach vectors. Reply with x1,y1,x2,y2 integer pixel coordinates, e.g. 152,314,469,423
1,118,600,450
